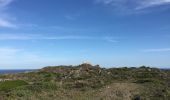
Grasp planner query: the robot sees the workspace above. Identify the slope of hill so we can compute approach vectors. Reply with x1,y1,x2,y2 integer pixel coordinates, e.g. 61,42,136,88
0,64,169,100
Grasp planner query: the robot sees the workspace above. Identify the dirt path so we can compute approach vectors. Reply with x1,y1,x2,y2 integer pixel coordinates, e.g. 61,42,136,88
95,83,141,100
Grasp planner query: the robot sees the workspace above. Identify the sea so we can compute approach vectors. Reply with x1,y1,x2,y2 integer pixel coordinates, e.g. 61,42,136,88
0,68,169,75
0,69,36,74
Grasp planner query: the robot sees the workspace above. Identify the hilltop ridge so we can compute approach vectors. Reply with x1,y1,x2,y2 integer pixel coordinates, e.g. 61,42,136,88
0,64,169,100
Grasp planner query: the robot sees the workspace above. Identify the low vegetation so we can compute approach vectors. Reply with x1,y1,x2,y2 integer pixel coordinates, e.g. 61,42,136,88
0,63,169,100
0,80,28,91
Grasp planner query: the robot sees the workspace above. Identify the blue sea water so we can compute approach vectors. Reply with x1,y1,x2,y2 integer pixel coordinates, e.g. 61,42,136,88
0,69,36,74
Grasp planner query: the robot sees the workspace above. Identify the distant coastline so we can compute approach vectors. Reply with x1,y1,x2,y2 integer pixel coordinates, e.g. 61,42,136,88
0,69,36,74
0,67,169,75
160,68,170,70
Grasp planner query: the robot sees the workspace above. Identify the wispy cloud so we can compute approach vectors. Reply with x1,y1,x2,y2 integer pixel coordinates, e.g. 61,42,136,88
0,47,82,69
0,47,21,61
0,0,13,7
0,34,94,40
0,18,16,28
103,36,119,43
96,0,170,12
0,0,16,28
0,47,20,56
0,47,47,68
0,34,119,43
64,14,80,20
136,0,170,10
142,48,170,52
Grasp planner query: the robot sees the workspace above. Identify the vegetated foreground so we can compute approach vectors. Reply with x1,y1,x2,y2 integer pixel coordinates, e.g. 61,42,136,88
0,63,169,100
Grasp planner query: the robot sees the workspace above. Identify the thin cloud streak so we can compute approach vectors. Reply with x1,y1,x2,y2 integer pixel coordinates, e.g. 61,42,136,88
103,37,119,43
0,47,20,55
64,13,80,20
142,48,170,52
136,0,170,10
96,0,170,12
0,34,94,40
0,34,119,43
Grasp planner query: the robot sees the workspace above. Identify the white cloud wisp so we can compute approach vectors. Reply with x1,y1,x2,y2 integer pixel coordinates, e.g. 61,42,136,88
0,34,119,43
142,48,170,52
0,0,16,28
96,0,170,12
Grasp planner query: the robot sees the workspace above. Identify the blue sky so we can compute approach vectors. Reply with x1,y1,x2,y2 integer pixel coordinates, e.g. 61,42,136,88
0,0,170,69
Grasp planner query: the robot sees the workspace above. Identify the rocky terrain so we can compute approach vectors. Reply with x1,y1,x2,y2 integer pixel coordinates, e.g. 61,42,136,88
0,63,169,100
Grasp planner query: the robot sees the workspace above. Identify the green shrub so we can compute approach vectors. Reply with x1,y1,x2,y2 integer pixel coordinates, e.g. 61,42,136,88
0,80,28,91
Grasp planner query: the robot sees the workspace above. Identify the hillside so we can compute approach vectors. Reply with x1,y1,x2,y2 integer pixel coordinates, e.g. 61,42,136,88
0,63,169,100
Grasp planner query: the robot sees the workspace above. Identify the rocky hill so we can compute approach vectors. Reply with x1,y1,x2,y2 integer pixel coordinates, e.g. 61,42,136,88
0,64,169,100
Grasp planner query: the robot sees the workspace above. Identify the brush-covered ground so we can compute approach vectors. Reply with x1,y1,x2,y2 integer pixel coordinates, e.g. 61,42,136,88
0,64,169,100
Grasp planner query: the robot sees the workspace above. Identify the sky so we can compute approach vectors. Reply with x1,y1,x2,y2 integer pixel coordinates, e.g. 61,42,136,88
0,0,170,69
